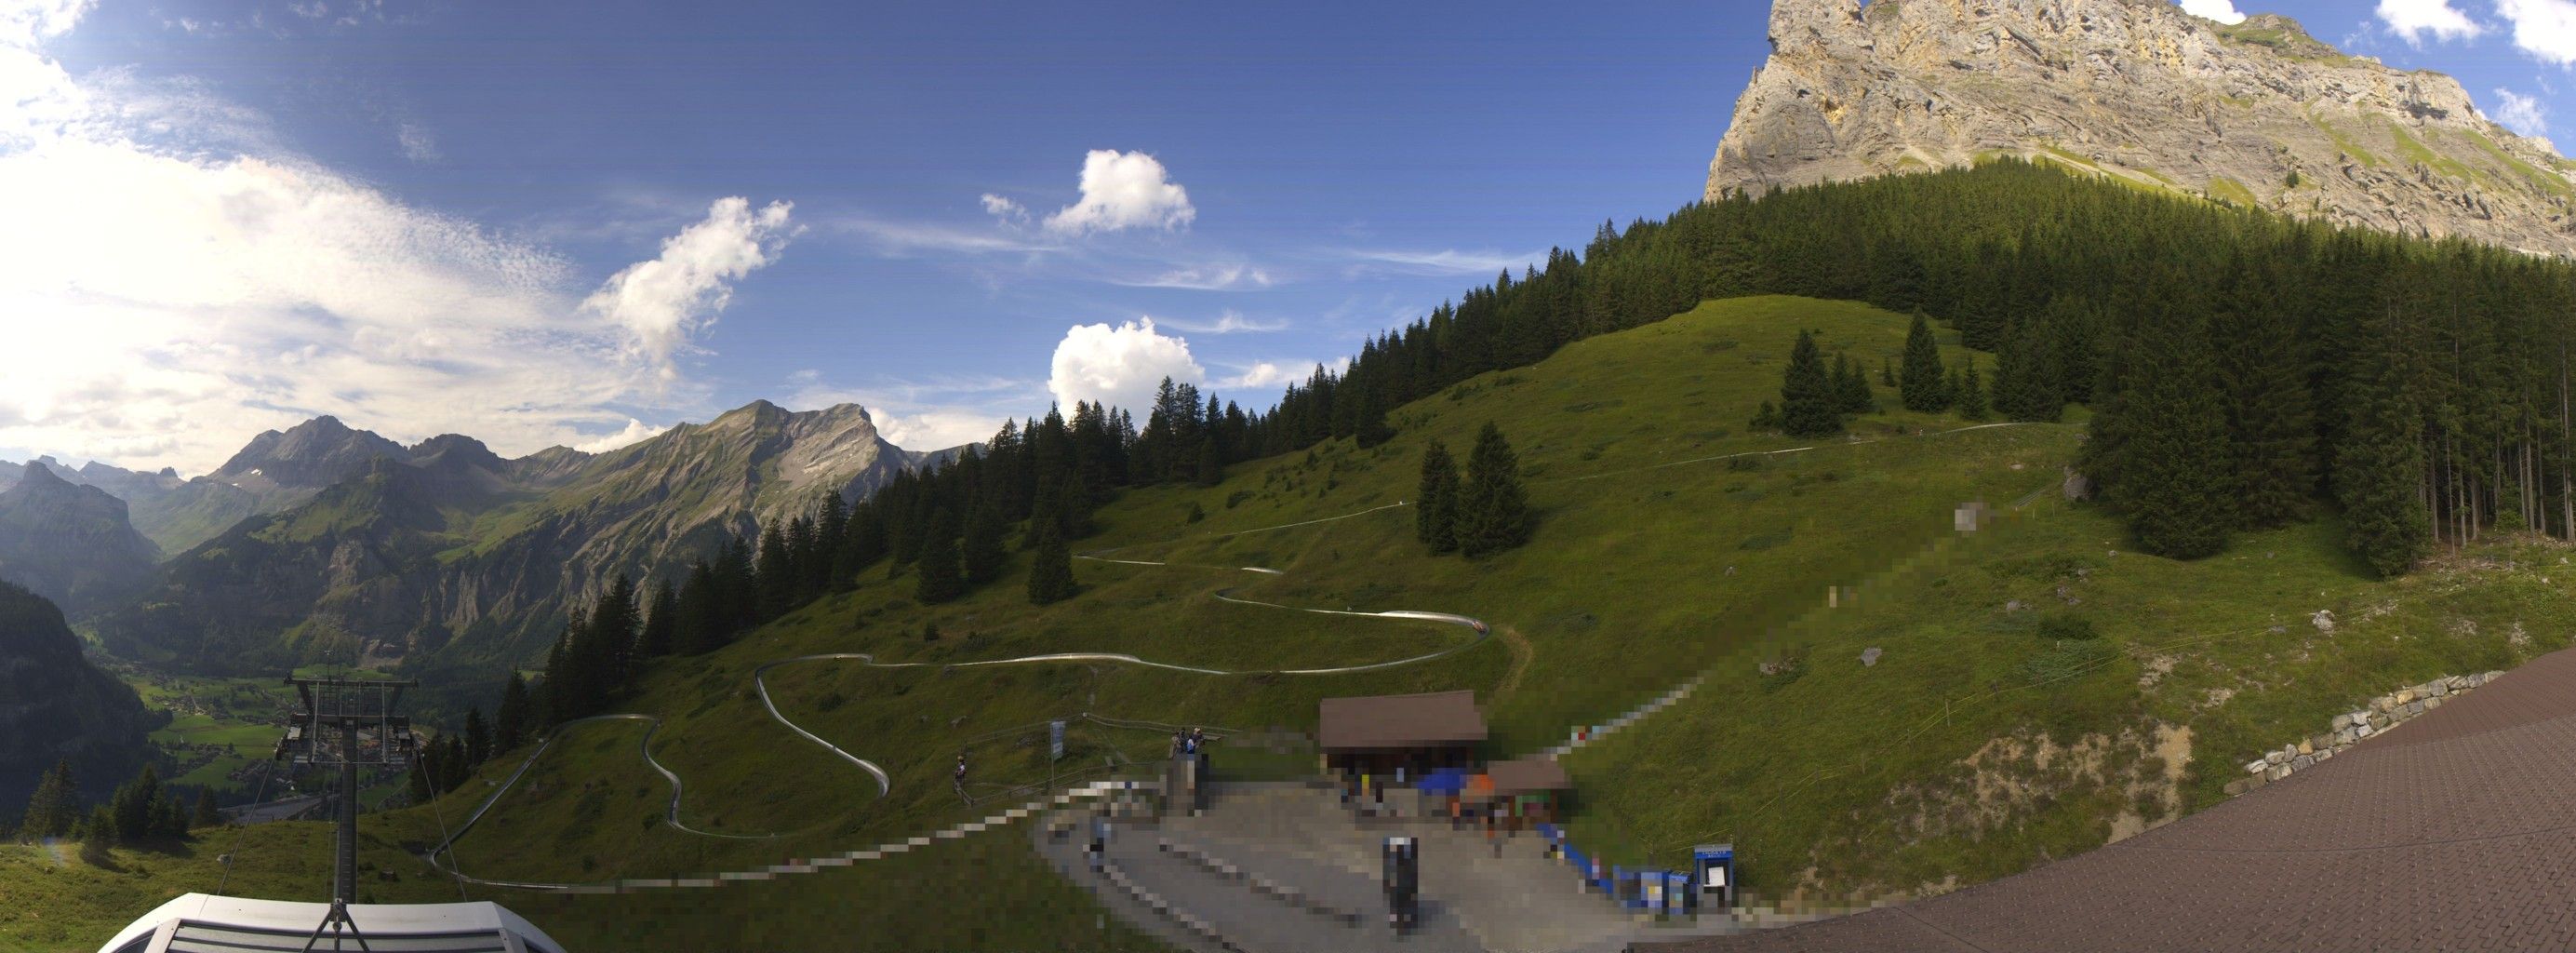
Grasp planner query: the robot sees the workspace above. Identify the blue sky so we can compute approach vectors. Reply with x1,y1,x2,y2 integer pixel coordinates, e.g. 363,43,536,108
2,0,2572,472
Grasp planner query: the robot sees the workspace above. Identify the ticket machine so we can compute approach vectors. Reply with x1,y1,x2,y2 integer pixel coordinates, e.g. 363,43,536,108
1692,843,1738,909
1382,836,1420,933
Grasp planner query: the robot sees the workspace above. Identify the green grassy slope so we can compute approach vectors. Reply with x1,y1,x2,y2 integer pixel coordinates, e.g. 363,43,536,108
26,293,2576,946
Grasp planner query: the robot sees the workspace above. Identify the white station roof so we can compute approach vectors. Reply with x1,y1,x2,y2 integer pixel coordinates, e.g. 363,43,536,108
97,893,565,953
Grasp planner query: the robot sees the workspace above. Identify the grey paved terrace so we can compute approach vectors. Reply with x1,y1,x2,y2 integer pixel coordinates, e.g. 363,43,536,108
1642,644,2576,952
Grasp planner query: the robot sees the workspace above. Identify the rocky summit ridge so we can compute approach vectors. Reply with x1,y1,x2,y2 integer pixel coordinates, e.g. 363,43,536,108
1711,0,2576,257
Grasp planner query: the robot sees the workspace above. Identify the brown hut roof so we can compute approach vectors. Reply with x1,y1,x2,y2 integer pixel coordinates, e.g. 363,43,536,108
1485,757,1573,796
1316,690,1487,751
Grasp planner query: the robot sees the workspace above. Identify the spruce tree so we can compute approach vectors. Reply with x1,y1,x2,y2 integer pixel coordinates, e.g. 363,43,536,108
1416,441,1462,555
2114,319,2235,558
1956,364,1992,422
1454,423,1533,557
2218,303,2316,529
80,806,115,863
494,672,529,752
1195,437,1226,485
190,789,220,830
464,707,491,766
638,580,677,659
110,766,158,845
20,758,76,839
1834,353,1877,414
1779,330,1843,436
1900,312,1951,412
1993,317,2062,423
915,507,965,604
755,523,794,620
592,574,639,694
1878,357,1898,387
1026,522,1077,605
1750,401,1781,431
961,499,1007,585
2337,321,2431,576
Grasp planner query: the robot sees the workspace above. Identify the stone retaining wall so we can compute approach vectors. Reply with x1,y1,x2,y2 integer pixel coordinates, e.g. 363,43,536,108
2224,671,2504,796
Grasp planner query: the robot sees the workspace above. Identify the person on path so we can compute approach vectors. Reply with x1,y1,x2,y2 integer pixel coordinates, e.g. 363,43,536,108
953,753,970,804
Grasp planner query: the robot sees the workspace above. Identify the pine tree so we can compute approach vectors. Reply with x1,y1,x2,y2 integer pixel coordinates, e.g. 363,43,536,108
1195,437,1225,486
1878,357,1897,387
2217,302,2316,529
755,523,794,620
2337,317,2431,576
1900,312,1951,412
494,671,529,752
1833,353,1877,414
20,758,77,839
190,789,220,830
961,499,1007,585
1750,401,1781,431
1779,330,1844,436
592,574,639,695
109,766,158,845
2114,319,2235,558
677,560,722,655
1956,364,1993,422
1454,423,1533,557
915,507,965,604
407,759,434,806
464,707,491,766
79,805,115,863
1993,316,2063,423
637,580,677,659
1026,522,1077,605
1416,441,1462,554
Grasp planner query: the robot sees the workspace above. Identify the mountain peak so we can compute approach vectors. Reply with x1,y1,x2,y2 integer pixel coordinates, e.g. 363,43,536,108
17,460,68,489
1715,0,2576,255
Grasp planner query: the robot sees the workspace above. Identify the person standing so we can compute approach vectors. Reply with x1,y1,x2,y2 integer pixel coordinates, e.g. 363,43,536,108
953,753,970,804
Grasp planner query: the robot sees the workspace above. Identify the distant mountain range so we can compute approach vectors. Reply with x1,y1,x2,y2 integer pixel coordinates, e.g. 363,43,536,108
0,401,953,680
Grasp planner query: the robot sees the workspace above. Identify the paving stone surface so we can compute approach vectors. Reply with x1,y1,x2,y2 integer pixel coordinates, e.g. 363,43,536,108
1643,646,2576,952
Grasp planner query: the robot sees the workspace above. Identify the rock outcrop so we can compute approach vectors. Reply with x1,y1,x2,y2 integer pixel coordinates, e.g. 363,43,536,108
1711,0,2576,257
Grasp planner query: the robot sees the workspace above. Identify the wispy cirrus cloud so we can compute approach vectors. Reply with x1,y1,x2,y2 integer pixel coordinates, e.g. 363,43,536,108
1113,263,1275,290
1342,247,1543,277
1155,310,1288,334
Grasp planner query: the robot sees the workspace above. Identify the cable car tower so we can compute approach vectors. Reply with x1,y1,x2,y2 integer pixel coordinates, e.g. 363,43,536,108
273,675,420,948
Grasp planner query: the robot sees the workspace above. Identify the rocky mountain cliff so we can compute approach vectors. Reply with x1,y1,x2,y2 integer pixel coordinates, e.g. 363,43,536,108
1712,0,2576,256
0,463,161,618
94,401,929,678
0,581,150,819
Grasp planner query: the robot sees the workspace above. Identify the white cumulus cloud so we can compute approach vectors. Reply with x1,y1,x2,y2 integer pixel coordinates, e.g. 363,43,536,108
2499,0,2576,63
573,418,669,453
2491,87,2553,138
2379,0,2486,44
0,3,794,474
1042,150,1195,235
2178,0,2248,25
581,196,797,384
979,193,1027,223
1221,360,1317,391
1048,318,1207,413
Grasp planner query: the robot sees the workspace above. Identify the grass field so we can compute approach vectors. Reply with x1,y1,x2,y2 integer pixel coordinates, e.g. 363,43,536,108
20,294,2575,948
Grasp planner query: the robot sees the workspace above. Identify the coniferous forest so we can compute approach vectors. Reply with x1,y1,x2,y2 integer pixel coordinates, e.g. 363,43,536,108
515,158,2576,731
